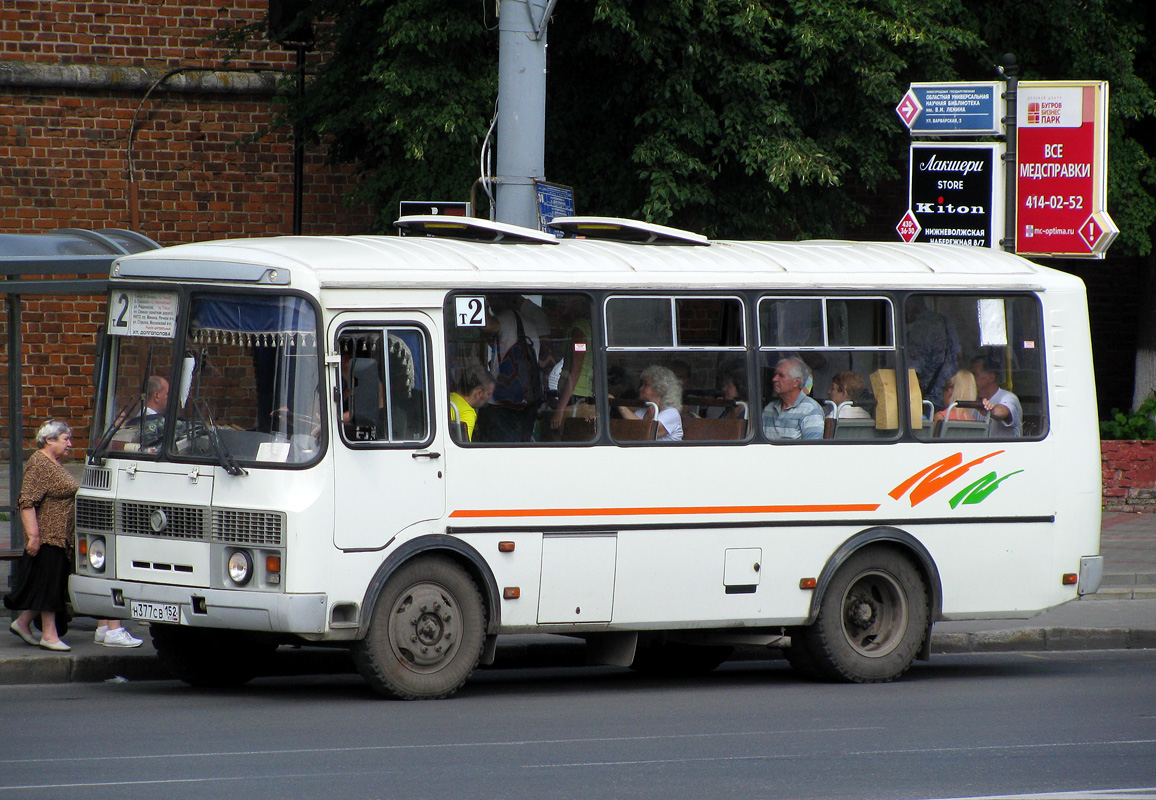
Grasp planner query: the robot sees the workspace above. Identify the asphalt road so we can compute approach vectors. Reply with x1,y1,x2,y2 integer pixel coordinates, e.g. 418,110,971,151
1,650,1154,800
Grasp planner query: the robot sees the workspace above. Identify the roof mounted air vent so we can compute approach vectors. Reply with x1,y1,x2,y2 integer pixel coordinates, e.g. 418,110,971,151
394,215,559,244
548,216,709,245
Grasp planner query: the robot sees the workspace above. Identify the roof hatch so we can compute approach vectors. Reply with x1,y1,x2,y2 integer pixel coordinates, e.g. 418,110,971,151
548,216,709,245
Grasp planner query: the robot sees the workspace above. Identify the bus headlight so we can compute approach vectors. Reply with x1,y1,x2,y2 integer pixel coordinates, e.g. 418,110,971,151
88,537,106,572
227,550,253,586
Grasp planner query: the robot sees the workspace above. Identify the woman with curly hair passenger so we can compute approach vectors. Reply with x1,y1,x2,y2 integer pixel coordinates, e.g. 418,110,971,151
616,365,684,441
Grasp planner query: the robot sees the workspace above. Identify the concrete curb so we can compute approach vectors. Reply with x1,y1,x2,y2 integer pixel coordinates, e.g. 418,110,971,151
2,628,1154,686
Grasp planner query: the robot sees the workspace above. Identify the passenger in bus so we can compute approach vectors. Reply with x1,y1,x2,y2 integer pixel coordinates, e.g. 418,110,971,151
706,367,748,420
550,298,595,433
934,370,983,422
449,365,495,442
615,365,684,441
970,355,1023,437
477,295,546,442
762,357,824,440
905,301,961,411
827,371,871,419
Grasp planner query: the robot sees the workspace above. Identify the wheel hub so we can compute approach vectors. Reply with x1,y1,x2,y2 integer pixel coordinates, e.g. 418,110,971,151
388,584,459,670
846,595,877,629
840,570,908,658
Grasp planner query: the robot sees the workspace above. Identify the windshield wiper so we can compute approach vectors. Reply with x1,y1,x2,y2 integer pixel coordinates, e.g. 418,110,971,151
88,396,143,464
199,400,246,477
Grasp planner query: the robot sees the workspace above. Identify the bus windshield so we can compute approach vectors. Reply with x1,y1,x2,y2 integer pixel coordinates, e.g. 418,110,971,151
97,290,323,466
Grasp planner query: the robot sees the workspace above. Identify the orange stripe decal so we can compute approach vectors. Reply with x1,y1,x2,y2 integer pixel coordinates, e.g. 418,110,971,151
449,503,880,519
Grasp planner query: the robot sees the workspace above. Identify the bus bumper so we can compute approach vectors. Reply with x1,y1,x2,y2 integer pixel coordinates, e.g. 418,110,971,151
1078,555,1104,596
70,575,328,635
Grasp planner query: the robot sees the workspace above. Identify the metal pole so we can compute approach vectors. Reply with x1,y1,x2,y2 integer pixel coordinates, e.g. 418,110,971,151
292,44,306,236
1000,53,1018,252
495,0,553,229
6,292,23,551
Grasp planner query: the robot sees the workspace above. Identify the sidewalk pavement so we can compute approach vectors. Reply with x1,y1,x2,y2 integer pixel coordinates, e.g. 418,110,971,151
2,511,1154,686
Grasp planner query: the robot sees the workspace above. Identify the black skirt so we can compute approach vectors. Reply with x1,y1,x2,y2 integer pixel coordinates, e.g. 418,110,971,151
3,543,72,621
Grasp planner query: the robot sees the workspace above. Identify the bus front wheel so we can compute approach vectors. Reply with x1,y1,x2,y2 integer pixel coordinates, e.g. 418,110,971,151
354,556,486,700
792,548,929,683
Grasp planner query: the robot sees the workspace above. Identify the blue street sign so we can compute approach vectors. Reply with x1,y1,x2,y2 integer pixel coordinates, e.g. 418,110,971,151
535,181,575,235
898,82,1003,136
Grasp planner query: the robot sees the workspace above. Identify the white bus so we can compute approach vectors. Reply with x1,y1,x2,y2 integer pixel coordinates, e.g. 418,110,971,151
71,216,1103,698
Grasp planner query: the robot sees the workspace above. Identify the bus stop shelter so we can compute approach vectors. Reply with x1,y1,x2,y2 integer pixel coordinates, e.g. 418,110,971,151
1,229,158,557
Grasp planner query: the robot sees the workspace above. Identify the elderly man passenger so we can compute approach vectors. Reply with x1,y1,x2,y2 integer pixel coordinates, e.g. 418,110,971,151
969,355,1022,437
762,356,824,440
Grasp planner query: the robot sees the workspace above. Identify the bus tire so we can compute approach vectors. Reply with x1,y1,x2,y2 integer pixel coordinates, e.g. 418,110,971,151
150,625,274,688
354,556,486,700
796,548,929,683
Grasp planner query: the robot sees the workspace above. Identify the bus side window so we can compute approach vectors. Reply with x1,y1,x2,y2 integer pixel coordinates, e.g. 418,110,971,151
445,292,598,445
338,327,430,444
906,294,1048,441
605,295,746,444
758,296,896,443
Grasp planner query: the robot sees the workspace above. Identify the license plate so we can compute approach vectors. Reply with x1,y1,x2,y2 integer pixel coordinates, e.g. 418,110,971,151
130,601,180,623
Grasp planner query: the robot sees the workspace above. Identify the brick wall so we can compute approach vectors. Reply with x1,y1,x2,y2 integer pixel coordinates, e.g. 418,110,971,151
1102,440,1156,511
1,1,374,452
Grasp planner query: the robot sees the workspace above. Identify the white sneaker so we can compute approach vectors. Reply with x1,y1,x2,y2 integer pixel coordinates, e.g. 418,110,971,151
102,627,143,648
94,625,108,644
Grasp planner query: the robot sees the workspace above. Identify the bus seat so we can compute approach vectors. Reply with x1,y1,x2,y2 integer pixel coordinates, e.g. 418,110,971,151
561,416,597,442
610,418,658,441
939,419,988,438
833,419,877,439
682,417,746,441
823,417,836,439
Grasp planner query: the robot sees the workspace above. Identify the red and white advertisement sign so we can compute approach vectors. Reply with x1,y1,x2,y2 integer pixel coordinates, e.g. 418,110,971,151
896,210,921,243
1016,81,1117,258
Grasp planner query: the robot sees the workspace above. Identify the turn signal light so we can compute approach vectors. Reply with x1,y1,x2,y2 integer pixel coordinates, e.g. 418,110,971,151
503,587,521,599
265,555,282,585
799,578,817,590
498,541,515,553
1062,573,1078,586
78,539,88,557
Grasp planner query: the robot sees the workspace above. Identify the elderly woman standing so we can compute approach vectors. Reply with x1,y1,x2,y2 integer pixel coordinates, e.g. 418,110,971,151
5,420,142,651
5,420,79,651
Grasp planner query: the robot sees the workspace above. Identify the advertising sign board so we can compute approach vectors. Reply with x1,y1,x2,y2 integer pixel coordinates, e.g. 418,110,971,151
1015,81,1117,257
897,82,1003,136
904,143,1004,248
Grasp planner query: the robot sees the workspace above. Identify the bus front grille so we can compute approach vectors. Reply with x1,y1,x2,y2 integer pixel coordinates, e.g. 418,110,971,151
212,509,284,546
81,466,111,490
76,497,114,531
119,502,207,540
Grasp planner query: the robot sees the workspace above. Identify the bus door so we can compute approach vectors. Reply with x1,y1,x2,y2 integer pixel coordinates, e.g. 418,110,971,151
331,317,445,550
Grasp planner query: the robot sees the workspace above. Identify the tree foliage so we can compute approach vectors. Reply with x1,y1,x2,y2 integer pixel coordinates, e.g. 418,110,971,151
244,0,1156,249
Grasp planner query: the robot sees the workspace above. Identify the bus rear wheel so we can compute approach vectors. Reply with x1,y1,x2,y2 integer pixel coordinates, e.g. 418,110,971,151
354,556,486,700
792,548,929,683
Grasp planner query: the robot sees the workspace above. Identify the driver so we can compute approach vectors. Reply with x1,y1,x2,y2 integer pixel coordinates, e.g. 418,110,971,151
122,376,169,450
